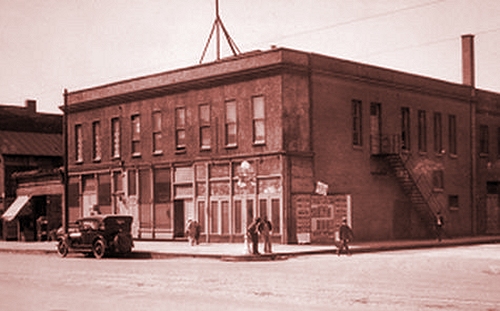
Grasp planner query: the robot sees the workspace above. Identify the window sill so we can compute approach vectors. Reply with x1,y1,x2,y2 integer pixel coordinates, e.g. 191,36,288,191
352,145,363,151
200,146,211,152
253,141,266,147
92,158,101,163
153,151,163,156
175,148,186,155
132,153,142,158
448,153,458,159
225,144,238,149
449,207,459,212
479,153,489,158
75,160,83,165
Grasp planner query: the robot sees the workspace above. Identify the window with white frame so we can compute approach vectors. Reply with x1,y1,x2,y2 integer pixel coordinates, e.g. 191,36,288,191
111,118,121,159
252,96,265,144
175,107,186,150
75,124,83,163
92,121,101,161
199,104,211,150
131,114,141,156
152,111,162,154
225,100,237,147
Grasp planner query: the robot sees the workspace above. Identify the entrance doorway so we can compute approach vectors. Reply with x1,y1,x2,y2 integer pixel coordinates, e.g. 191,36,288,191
173,200,185,238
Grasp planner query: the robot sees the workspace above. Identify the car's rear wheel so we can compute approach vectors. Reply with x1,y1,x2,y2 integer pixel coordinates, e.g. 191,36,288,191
57,239,68,257
92,239,106,259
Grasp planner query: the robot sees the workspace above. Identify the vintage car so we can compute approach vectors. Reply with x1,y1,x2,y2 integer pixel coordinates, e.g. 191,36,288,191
57,215,134,259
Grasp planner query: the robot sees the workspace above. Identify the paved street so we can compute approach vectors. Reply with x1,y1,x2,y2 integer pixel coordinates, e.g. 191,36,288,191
0,244,499,311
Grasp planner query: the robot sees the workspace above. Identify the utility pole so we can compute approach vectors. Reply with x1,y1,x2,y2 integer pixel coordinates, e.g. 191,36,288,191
63,89,69,233
199,0,241,63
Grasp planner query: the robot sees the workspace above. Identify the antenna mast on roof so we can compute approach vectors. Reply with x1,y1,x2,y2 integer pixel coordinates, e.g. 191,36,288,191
199,0,241,63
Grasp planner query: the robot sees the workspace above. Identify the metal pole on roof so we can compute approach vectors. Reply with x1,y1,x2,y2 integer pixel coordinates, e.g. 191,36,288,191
199,0,241,64
215,0,220,61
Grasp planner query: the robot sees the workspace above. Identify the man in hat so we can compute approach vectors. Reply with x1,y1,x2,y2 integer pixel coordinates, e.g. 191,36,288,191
435,212,444,242
247,217,261,255
337,217,354,256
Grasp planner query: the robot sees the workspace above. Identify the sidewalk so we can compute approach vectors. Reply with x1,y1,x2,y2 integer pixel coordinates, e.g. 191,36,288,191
0,235,499,261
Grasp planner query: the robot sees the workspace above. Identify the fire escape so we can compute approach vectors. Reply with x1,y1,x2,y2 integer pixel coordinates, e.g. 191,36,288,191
374,134,443,237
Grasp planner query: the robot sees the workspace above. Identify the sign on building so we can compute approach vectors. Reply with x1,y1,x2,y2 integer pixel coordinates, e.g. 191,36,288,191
293,193,351,244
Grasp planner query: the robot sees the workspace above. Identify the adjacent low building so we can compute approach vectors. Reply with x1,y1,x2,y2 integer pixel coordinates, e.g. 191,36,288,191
64,35,500,243
0,100,63,240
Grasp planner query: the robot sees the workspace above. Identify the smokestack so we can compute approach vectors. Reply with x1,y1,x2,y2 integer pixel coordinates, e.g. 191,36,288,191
25,99,36,114
461,34,475,87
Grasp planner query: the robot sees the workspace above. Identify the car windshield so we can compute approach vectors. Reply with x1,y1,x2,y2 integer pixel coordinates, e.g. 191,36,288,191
80,220,99,231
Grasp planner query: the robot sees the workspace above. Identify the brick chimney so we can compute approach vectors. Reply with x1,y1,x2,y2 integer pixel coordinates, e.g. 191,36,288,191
461,34,475,87
25,99,36,114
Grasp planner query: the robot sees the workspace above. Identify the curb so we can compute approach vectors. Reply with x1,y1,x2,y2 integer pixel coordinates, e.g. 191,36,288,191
0,237,498,261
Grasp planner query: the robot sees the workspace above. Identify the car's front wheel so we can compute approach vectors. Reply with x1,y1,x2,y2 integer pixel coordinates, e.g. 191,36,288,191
57,239,68,257
92,239,106,259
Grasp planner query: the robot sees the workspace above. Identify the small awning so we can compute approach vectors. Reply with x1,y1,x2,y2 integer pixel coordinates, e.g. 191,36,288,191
2,195,32,222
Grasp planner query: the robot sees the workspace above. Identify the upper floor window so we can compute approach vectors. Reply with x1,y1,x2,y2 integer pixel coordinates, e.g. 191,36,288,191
401,107,411,151
433,112,442,154
75,124,83,163
225,100,237,147
252,96,265,144
92,121,101,161
175,107,186,150
479,125,489,155
131,114,141,156
111,117,121,159
432,170,444,190
199,104,211,150
352,100,362,146
448,115,457,155
418,110,427,153
152,111,162,154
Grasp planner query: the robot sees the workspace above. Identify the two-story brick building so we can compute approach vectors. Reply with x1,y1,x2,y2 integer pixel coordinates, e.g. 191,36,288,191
64,36,500,243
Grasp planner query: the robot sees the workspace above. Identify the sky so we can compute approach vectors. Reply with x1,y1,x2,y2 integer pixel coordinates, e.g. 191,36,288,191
1,0,500,114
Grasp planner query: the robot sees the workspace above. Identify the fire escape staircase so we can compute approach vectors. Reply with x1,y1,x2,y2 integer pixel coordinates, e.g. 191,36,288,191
375,135,443,237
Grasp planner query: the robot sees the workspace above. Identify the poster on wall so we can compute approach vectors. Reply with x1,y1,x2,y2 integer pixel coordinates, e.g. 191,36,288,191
293,194,311,244
294,193,351,244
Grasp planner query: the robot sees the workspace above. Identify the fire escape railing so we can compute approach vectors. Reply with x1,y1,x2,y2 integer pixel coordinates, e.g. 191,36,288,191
373,134,444,236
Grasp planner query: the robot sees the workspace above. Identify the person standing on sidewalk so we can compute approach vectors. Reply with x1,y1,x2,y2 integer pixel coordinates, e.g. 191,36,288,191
337,218,354,256
247,217,261,255
193,220,201,245
185,219,196,246
258,215,273,253
435,212,444,242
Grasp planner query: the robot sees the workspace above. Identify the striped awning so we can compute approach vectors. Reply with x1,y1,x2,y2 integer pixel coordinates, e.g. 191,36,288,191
2,195,31,222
